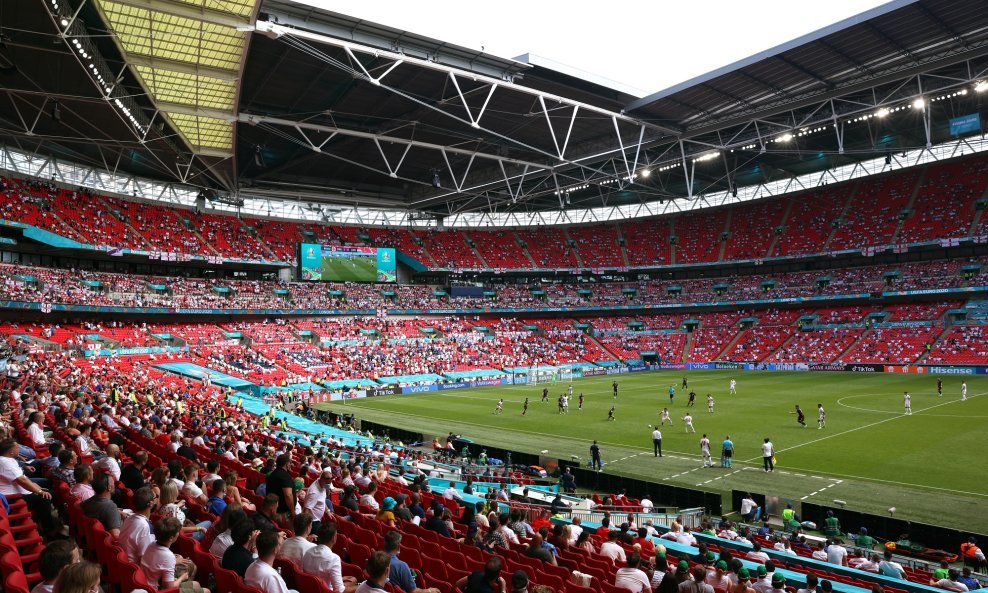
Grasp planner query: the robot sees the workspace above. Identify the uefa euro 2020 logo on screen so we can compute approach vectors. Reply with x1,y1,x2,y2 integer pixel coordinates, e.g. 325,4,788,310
381,251,391,262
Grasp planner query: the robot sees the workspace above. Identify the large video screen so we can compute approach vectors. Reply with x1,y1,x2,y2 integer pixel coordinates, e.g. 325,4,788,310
298,244,397,283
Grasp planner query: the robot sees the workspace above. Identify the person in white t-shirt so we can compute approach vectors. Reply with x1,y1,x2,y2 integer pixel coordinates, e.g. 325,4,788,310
930,570,970,592
304,470,334,526
279,513,316,564
600,531,627,563
761,438,774,472
302,522,358,593
746,543,770,563
142,517,209,592
245,531,294,593
683,413,696,433
825,539,848,566
118,487,156,563
614,552,651,592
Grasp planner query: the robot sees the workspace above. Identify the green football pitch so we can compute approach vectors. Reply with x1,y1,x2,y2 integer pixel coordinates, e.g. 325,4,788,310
321,255,378,282
315,370,988,532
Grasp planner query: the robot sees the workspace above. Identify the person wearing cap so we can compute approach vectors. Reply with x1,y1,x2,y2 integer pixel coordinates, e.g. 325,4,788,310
770,573,787,592
854,527,875,554
510,570,530,593
731,567,756,593
706,560,731,590
615,551,651,592
651,549,670,588
376,497,397,528
823,510,841,537
752,563,773,593
424,502,451,537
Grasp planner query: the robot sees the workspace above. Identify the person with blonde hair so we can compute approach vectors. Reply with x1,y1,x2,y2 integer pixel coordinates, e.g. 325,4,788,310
52,560,101,593
158,481,211,538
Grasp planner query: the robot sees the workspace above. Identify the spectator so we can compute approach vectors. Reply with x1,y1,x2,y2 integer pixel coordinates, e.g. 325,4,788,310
222,519,259,577
931,569,970,592
382,530,439,593
118,487,156,563
280,513,316,563
51,560,102,593
69,464,94,501
302,522,358,593
206,478,228,516
615,551,652,593
142,517,207,592
682,566,715,593
356,550,392,593
245,530,293,593
208,507,248,559
80,473,121,537
601,530,627,563
457,556,507,593
303,469,334,529
265,454,296,525
120,451,147,492
524,533,556,565
825,538,848,566
252,493,282,533
32,540,79,593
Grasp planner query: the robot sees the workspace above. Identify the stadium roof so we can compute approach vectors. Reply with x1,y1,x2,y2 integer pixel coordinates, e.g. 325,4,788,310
1,0,987,222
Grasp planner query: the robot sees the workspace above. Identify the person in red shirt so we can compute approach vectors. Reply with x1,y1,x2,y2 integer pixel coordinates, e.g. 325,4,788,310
531,509,552,534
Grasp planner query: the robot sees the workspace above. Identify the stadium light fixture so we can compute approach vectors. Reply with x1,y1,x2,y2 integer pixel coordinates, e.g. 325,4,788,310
976,81,988,93
912,98,925,110
778,133,793,143
875,108,889,118
640,169,651,178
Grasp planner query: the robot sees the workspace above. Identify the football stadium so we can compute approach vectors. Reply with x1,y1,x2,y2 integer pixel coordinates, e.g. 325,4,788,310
1,1,988,592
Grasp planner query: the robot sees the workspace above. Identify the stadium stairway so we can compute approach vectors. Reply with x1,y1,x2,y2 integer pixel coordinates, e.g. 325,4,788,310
587,332,624,362
764,329,800,361
515,231,539,268
562,227,585,267
712,324,746,360
887,166,928,245
680,331,694,362
821,180,860,251
915,324,954,363
716,208,733,262
616,227,631,267
765,198,795,257
836,328,873,361
464,232,490,268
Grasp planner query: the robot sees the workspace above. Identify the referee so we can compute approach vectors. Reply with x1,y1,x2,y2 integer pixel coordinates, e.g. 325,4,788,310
652,427,663,457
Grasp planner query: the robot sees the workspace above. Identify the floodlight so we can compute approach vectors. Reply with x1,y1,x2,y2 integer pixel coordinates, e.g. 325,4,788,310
975,81,988,93
912,98,925,110
640,169,651,178
779,133,793,143
876,108,889,118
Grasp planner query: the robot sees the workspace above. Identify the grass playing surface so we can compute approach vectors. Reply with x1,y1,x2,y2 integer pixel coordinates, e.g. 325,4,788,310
321,255,378,282
315,370,988,533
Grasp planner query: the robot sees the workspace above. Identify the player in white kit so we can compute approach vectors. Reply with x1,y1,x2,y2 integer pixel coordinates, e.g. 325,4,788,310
707,394,715,413
700,434,712,467
903,391,912,415
683,412,696,433
961,381,967,401
817,404,826,429
729,379,737,395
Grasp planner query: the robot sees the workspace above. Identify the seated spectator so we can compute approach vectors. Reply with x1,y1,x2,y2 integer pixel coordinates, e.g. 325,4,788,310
182,463,208,504
855,553,881,573
358,550,394,593
120,451,147,492
382,530,439,593
142,517,209,592
457,556,506,593
600,530,627,563
31,540,79,593
280,513,316,563
524,534,556,566
69,464,94,501
208,507,248,559
51,561,102,593
796,574,818,593
252,493,282,533
118,487,156,563
682,566,715,593
245,531,294,593
956,568,981,591
931,569,970,592
81,473,121,537
615,551,652,593
206,478,228,516
423,503,451,537
302,522,358,593
376,497,397,528
222,519,259,577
